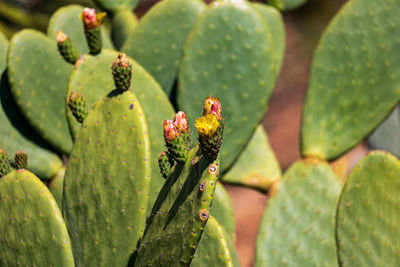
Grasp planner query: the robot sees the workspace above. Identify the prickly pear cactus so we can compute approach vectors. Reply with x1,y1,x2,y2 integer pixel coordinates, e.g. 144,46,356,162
63,84,151,266
178,0,276,173
7,29,73,155
0,170,74,266
133,146,220,266
92,0,139,15
48,167,65,209
122,0,206,96
47,5,114,55
269,0,308,11
111,10,138,50
222,125,281,191
66,49,175,213
302,0,400,160
0,31,7,71
191,215,240,267
255,159,341,267
336,151,400,267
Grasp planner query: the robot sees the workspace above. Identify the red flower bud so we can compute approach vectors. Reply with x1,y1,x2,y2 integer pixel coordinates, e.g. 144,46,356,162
173,111,188,133
82,8,98,29
163,120,180,142
203,96,221,120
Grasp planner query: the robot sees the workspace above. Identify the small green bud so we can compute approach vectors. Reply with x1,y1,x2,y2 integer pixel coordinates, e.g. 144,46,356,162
0,149,11,177
56,30,79,64
14,150,28,170
68,91,88,123
111,53,132,92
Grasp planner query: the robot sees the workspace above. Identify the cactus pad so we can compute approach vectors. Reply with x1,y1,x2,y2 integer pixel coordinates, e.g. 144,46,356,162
7,29,73,154
178,0,275,173
48,167,65,209
47,5,114,55
0,31,7,71
336,151,400,266
122,0,206,96
223,126,281,191
255,159,341,267
92,0,139,15
63,88,150,266
66,49,175,213
191,215,240,267
301,0,400,160
0,170,74,266
269,0,308,11
133,146,219,266
111,10,138,50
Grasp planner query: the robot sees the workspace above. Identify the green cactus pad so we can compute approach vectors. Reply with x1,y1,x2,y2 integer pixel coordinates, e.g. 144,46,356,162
222,126,281,192
211,181,236,241
63,89,150,266
367,106,400,158
178,0,275,173
92,0,139,15
133,146,219,266
66,49,175,213
1,55,62,179
336,151,400,267
47,5,114,55
269,0,308,11
0,170,74,266
122,0,206,96
111,10,138,50
191,215,240,267
48,167,65,209
252,3,285,75
301,0,400,160
0,31,7,71
255,159,341,267
7,29,73,155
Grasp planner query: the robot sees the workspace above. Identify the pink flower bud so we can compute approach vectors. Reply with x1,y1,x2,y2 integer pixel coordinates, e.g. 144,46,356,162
203,96,222,120
82,8,98,29
164,120,180,142
173,111,188,133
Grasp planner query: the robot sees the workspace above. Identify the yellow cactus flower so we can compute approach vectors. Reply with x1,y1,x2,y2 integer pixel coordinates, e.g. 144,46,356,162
195,114,220,138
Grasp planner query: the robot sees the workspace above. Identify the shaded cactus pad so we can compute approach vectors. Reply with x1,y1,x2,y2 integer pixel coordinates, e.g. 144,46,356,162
63,89,150,266
92,0,139,15
255,159,341,267
0,170,74,267
301,0,400,160
336,151,400,267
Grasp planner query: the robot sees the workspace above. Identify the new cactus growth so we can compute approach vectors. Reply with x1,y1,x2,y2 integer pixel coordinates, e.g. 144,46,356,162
0,149,10,177
13,150,27,170
163,111,190,163
158,151,174,179
111,53,132,92
67,91,88,123
56,30,79,64
81,8,106,55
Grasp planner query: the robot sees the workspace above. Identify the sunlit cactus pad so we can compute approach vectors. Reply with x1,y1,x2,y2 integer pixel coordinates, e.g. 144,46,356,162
191,215,240,267
178,0,275,174
302,0,400,160
66,49,175,213
222,125,281,191
0,170,74,266
122,0,206,95
336,151,400,267
63,89,150,266
7,29,73,154
47,5,114,55
133,146,219,266
255,159,341,267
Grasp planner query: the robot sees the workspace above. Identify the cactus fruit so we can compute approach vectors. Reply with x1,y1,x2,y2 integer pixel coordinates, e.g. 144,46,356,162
133,145,220,266
301,0,400,160
158,151,174,179
7,29,73,155
222,125,281,191
191,215,240,267
0,170,74,266
56,30,79,64
122,0,206,96
111,53,133,92
336,151,400,266
0,148,11,177
13,150,27,170
178,0,276,173
67,91,88,123
65,49,175,213
48,5,114,55
63,56,151,266
255,159,341,267
163,113,190,163
81,8,106,55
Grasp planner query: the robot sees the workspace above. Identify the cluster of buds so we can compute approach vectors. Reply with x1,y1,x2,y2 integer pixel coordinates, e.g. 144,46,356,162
67,91,88,123
111,53,132,92
195,96,224,162
56,30,79,64
14,150,28,170
81,8,106,55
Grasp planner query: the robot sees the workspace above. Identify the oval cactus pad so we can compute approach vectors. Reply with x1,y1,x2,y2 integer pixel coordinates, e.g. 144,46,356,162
255,159,341,267
8,29,73,154
92,0,139,15
0,170,74,266
302,0,400,160
336,151,400,266
178,0,275,173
